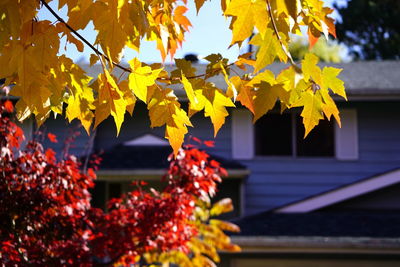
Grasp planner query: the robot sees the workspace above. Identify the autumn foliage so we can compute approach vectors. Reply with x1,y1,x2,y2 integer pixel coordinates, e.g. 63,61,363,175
0,101,239,266
0,0,345,156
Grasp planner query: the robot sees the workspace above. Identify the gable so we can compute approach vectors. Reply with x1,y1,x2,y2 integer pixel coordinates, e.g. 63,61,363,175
123,134,169,146
323,183,400,211
275,168,400,213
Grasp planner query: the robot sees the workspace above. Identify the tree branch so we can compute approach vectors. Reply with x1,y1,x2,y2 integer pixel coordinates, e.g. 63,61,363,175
40,0,132,73
266,0,302,73
40,0,237,82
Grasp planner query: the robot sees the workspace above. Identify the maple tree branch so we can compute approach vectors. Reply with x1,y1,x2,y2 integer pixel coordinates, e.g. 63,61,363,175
40,0,132,73
266,0,302,73
40,0,237,83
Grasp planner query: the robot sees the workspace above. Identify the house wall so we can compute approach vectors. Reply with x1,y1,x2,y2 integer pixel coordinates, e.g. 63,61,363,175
40,117,91,158
323,183,400,211
219,253,400,267
40,100,400,216
239,101,400,215
94,103,232,158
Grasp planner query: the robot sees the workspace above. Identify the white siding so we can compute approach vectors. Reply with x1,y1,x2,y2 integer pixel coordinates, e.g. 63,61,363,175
232,109,254,159
335,109,359,160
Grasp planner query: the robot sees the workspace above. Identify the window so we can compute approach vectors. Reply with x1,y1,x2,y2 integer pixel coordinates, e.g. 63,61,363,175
255,112,334,157
90,181,124,210
91,178,244,219
232,108,358,160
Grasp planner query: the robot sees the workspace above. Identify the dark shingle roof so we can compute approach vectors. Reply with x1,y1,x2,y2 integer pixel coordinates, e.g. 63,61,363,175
96,144,246,170
83,61,400,97
232,212,400,238
266,61,400,95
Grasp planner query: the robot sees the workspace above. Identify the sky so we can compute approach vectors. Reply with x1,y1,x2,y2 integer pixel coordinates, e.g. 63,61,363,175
38,0,344,64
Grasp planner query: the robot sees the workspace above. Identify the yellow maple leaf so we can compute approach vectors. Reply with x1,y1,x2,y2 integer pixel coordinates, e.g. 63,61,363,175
322,66,347,100
94,69,127,135
172,58,197,78
194,0,208,13
64,0,95,30
246,69,290,116
147,87,192,156
298,54,345,130
292,90,324,137
56,56,95,133
128,58,162,103
173,6,192,31
302,53,322,84
8,40,52,123
247,69,276,86
225,0,269,44
56,23,84,52
30,21,60,71
253,82,284,122
271,0,301,20
181,74,202,111
118,79,137,116
66,85,95,134
92,0,127,62
189,83,235,137
302,0,336,47
250,30,288,72
232,76,256,114
319,88,341,127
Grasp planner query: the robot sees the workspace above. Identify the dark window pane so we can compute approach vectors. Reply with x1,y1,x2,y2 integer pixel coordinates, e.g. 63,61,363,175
91,181,106,210
296,116,334,157
108,182,122,199
255,113,292,156
212,179,242,219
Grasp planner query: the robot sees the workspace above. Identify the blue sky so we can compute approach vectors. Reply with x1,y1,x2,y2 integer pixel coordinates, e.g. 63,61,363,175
39,0,343,64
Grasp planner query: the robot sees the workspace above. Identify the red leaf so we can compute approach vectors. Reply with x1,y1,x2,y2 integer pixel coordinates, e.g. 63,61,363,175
4,100,13,112
47,133,58,143
203,140,215,147
192,137,201,144
87,168,97,179
45,148,56,163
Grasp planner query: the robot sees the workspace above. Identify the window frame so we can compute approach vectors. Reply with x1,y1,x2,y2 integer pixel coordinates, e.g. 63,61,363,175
231,108,358,161
254,110,335,159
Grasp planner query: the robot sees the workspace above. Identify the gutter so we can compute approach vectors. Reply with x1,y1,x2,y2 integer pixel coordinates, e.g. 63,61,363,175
229,236,400,254
97,168,250,181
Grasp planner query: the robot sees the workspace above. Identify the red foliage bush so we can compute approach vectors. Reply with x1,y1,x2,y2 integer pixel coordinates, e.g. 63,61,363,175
0,100,231,266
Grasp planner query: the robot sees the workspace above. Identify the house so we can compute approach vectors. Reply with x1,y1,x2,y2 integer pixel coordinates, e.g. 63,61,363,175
224,61,400,266
38,60,400,266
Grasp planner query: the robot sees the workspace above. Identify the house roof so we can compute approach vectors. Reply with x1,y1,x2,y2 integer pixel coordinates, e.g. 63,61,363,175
95,143,247,172
274,168,400,213
266,61,400,97
83,60,400,99
232,168,400,240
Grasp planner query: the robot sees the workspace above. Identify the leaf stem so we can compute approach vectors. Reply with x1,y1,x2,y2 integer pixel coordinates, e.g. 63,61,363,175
40,0,132,73
266,0,302,73
40,0,237,81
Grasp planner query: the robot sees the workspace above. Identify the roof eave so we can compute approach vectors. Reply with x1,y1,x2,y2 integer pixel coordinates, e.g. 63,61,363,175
96,168,250,181
229,236,400,253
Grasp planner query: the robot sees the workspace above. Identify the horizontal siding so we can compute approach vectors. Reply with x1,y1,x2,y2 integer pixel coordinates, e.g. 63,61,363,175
41,101,400,217
187,112,232,158
246,173,367,185
246,160,399,174
95,113,165,151
41,117,90,157
94,104,232,158
246,184,335,196
242,101,400,215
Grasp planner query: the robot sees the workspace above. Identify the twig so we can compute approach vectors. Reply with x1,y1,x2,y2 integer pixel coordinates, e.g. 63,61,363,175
40,0,132,73
266,0,302,73
40,0,238,81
